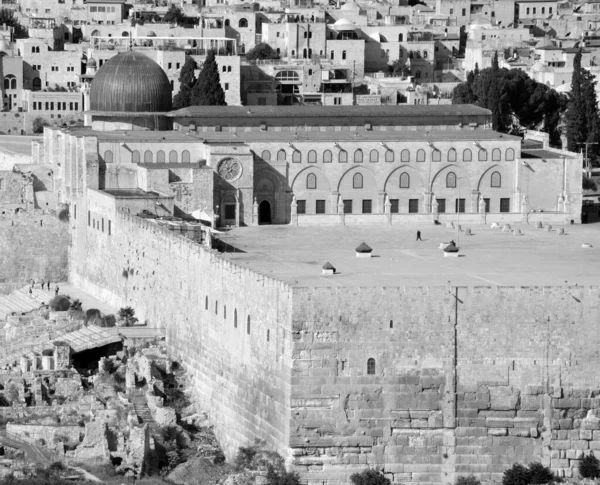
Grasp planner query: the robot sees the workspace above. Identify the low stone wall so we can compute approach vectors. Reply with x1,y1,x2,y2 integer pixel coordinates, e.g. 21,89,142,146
6,423,83,451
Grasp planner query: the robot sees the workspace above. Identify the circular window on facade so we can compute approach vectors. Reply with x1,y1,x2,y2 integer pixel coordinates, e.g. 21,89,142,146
217,158,242,182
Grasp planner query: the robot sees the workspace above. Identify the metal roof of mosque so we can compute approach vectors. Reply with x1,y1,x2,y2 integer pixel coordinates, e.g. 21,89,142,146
167,105,492,118
60,325,122,353
90,50,172,114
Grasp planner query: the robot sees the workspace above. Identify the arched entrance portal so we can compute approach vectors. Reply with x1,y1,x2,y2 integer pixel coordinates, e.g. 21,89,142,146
259,200,271,224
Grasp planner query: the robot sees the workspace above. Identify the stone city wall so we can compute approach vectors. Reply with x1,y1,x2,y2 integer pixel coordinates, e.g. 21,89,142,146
0,214,70,293
70,212,295,461
290,285,600,484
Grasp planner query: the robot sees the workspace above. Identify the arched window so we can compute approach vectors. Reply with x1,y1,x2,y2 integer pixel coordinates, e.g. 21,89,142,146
446,172,457,188
10,78,16,90
238,18,248,28
354,149,363,163
353,173,363,189
306,173,317,189
432,150,441,162
103,150,113,163
225,19,230,26
234,309,238,328
409,50,414,58
423,50,428,59
292,151,301,163
448,149,457,162
492,148,501,161
370,150,379,163
330,50,334,60
261,150,271,161
342,50,347,60
478,149,487,161
401,149,410,162
247,316,251,334
385,150,394,162
416,149,425,162
367,358,376,375
506,148,515,161
339,150,348,163
399,172,410,188
157,150,165,163
323,150,332,163
205,296,208,310
491,171,501,187
463,149,472,162
144,150,153,163
169,150,178,163
390,320,393,328
3,77,8,89
308,150,317,163
182,150,190,163
277,149,286,161
132,150,140,163
32,78,41,91
398,33,403,41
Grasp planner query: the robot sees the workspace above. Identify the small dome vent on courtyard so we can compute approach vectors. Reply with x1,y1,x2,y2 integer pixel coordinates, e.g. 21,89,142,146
89,51,172,114
322,262,336,275
355,242,373,258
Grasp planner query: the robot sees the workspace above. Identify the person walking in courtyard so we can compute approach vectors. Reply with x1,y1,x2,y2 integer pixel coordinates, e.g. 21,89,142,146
41,279,45,290
416,230,422,241
29,287,33,298
47,281,51,291
55,286,59,297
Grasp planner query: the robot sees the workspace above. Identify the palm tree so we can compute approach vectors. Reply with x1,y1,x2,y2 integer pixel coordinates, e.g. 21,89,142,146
118,306,138,326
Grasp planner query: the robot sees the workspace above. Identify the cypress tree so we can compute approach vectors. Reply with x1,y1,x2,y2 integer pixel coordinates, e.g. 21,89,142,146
489,51,503,131
172,56,196,109
190,50,227,106
565,48,599,158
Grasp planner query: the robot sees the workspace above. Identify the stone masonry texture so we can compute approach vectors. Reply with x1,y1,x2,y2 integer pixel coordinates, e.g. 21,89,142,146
68,211,600,485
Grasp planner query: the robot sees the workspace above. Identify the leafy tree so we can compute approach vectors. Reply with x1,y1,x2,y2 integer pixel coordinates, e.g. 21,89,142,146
350,469,391,485
190,50,226,106
583,175,598,191
163,5,183,23
452,63,568,146
565,49,600,162
388,59,410,77
173,56,197,109
580,453,600,478
49,295,71,311
245,42,280,61
0,8,28,39
32,117,49,134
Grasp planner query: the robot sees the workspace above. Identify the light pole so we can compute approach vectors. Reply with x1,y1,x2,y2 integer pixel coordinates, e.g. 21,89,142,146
456,176,465,247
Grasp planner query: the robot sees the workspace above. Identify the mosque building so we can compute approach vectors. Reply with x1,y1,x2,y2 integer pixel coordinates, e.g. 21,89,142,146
34,50,582,229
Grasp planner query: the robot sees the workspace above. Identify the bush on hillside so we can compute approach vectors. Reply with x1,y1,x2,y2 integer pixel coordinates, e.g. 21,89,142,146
32,117,49,134
528,462,554,484
49,295,71,312
57,207,69,222
85,308,102,325
350,469,391,485
503,463,532,485
580,453,600,479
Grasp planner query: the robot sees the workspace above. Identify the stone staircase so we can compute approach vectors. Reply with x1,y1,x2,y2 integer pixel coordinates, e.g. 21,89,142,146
129,390,156,427
0,286,55,321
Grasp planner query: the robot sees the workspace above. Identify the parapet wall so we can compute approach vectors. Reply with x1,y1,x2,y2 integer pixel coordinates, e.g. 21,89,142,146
70,212,295,461
289,285,600,484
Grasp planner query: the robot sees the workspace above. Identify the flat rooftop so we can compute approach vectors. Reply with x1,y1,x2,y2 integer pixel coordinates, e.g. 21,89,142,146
218,223,600,288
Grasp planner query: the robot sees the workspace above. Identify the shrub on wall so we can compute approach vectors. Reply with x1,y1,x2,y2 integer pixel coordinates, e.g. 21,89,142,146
57,207,70,222
580,453,600,478
456,476,481,485
350,469,391,485
32,117,49,134
528,462,554,484
85,308,102,326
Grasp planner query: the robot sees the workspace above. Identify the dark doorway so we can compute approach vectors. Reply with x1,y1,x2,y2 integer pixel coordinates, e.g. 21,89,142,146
259,200,271,224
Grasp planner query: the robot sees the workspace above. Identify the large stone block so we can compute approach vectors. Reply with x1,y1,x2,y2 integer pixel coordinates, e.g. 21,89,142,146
486,418,514,428
490,387,520,411
553,398,581,409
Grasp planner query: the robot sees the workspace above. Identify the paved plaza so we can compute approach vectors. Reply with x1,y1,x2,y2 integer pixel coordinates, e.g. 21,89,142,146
221,222,600,287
